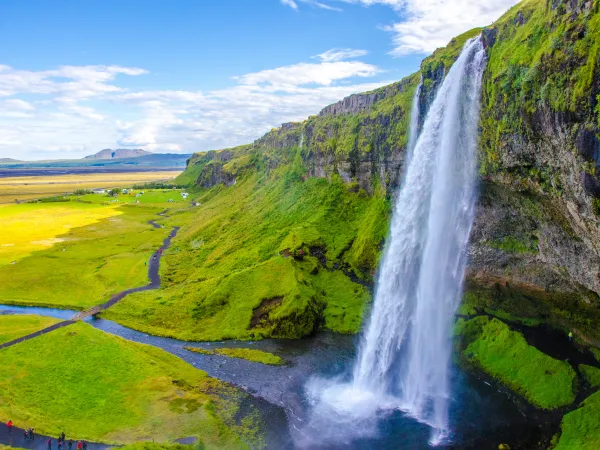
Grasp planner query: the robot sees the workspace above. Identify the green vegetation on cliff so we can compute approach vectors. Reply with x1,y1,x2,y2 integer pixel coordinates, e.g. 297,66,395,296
480,0,600,175
104,150,386,340
455,316,577,409
0,321,260,448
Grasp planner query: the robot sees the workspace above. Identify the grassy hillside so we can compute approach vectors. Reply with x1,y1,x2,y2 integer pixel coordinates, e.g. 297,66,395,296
104,151,387,340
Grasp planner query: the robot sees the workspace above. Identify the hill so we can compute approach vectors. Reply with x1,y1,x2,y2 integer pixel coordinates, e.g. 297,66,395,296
84,148,152,159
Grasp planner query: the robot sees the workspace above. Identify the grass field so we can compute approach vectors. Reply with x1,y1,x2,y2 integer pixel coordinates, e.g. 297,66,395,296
0,171,181,204
0,202,170,309
553,391,600,450
0,321,261,448
0,202,122,266
455,316,577,410
0,315,60,344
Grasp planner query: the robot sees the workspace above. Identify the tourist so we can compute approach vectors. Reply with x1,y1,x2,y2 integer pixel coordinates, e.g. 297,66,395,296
77,441,82,450
7,420,12,434
61,432,66,442
24,429,28,441
82,440,88,450
68,439,73,450
47,438,52,450
568,331,573,342
58,440,63,450
31,428,35,440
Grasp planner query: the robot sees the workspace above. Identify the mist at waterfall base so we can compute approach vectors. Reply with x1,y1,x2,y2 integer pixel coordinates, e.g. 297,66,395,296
298,37,487,448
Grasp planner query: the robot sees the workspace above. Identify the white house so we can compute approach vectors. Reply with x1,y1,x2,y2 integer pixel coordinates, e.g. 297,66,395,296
92,189,106,194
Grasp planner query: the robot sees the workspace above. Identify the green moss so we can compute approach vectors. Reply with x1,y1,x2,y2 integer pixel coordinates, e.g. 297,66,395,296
185,346,284,365
579,364,600,387
553,391,600,450
456,316,577,409
486,235,539,254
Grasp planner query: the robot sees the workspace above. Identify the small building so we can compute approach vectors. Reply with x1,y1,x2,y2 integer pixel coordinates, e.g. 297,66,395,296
181,192,189,199
122,189,129,194
192,202,201,207
92,189,106,194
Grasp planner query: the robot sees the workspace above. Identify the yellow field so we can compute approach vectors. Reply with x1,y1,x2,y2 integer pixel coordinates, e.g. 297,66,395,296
0,202,122,265
0,170,181,204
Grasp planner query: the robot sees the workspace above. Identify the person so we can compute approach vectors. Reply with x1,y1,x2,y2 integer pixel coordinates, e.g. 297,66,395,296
31,427,35,440
47,438,52,450
568,331,573,342
61,432,66,442
68,439,73,450
7,420,12,434
24,430,28,441
77,441,82,450
58,440,63,450
82,440,87,450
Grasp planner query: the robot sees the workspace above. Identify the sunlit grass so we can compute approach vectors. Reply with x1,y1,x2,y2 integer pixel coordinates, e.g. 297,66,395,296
0,315,61,344
0,321,255,448
0,204,169,309
0,202,122,266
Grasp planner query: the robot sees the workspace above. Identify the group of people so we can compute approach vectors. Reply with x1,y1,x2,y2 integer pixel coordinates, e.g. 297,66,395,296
47,432,88,450
6,421,88,450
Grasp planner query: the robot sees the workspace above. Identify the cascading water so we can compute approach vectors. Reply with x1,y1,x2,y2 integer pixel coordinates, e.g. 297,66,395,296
351,36,486,443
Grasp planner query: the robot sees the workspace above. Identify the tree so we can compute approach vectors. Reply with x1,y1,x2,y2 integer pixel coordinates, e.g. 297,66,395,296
108,188,120,197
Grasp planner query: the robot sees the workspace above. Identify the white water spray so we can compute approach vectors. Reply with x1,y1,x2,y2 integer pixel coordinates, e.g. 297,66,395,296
351,37,486,443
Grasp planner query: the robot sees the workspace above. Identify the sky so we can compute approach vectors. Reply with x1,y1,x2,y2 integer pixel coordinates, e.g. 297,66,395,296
0,0,519,160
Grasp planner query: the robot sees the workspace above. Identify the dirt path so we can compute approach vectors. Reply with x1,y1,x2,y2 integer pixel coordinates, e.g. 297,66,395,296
0,220,180,347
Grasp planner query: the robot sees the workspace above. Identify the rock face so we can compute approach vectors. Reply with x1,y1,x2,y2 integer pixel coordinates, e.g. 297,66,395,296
84,149,151,159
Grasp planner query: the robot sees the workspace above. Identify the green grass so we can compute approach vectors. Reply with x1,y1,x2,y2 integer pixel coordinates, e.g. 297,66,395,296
455,316,577,409
0,321,260,448
0,315,61,344
579,365,600,387
185,346,284,365
77,189,188,206
553,391,600,450
0,204,170,309
103,163,378,341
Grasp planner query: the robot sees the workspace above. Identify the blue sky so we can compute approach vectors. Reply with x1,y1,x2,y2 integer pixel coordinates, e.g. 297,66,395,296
0,0,518,160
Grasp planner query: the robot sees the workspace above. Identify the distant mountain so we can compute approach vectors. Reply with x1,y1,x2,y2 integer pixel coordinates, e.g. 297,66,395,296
0,153,191,170
0,158,21,163
84,149,152,159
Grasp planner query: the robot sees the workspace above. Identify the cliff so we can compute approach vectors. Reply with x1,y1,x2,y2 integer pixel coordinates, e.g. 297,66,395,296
155,0,600,350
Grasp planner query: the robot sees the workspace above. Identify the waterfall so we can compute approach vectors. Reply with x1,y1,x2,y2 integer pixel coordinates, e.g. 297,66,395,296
351,37,486,443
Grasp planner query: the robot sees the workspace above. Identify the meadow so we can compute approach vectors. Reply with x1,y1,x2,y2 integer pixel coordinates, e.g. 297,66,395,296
0,171,181,204
0,187,190,309
0,318,260,448
0,315,60,345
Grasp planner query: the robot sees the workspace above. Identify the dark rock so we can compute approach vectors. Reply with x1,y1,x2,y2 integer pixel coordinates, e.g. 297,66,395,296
482,28,498,49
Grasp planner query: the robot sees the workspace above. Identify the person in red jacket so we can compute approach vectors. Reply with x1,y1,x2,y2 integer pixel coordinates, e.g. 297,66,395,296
7,420,12,434
77,441,82,450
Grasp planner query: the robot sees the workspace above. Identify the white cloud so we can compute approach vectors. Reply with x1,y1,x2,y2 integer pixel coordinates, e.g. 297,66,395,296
281,0,298,9
340,0,519,55
236,61,380,87
314,48,369,62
